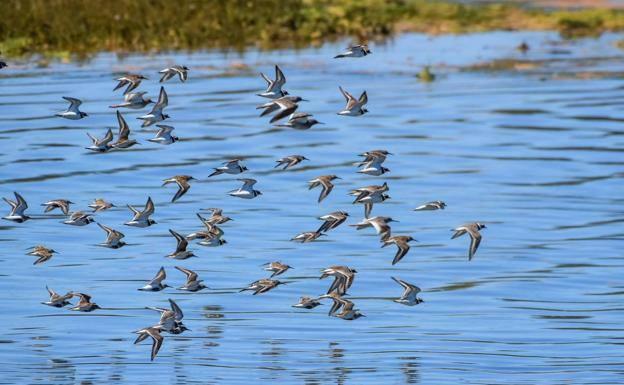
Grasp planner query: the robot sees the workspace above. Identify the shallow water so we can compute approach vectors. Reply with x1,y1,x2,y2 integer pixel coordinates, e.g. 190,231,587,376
0,31,623,384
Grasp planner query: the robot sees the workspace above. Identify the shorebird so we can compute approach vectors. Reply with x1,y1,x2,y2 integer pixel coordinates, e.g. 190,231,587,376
275,155,308,170
41,199,73,215
63,211,94,226
139,266,169,291
2,192,30,222
166,229,195,259
159,65,189,83
85,128,114,152
146,298,185,333
69,292,100,312
337,86,368,116
391,277,424,306
333,298,365,320
228,178,262,199
262,261,292,278
209,159,247,177
192,225,227,247
308,175,340,203
275,112,321,130
351,182,390,217
317,211,349,233
125,197,156,227
113,74,147,94
175,266,207,292
257,65,288,99
193,212,227,234
291,231,325,243
357,150,391,176
258,96,306,123
89,198,115,212
55,97,88,120
97,223,126,248
320,265,357,296
334,44,371,58
111,110,139,149
28,245,57,265
42,286,72,307
148,124,178,145
317,292,345,316
414,201,447,211
240,279,285,295
162,175,194,203
451,222,486,261
133,325,165,361
138,86,169,127
382,236,416,265
350,216,395,240
292,296,322,309
200,208,232,225
109,91,153,109
357,150,392,166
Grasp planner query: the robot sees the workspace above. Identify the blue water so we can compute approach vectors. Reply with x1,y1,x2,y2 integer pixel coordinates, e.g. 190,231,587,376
1,32,623,384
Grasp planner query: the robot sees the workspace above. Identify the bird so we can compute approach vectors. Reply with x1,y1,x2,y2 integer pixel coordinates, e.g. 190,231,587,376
240,279,285,295
320,265,357,296
159,65,189,83
55,97,88,120
42,286,73,308
334,44,371,58
333,298,365,320
139,266,169,291
350,216,395,240
316,292,346,316
111,110,139,149
125,197,156,227
41,199,73,215
28,245,57,265
137,86,169,127
292,296,322,309
308,175,340,203
194,212,227,233
337,86,368,116
275,155,308,170
2,191,30,222
517,41,530,53
191,224,227,247
166,229,195,260
97,223,126,249
357,150,392,166
382,236,416,265
200,208,232,225
317,211,349,233
257,96,306,123
451,223,486,261
351,182,390,217
357,150,391,176
391,277,423,306
85,128,114,152
69,292,100,312
257,65,288,99
209,159,247,177
113,74,147,94
133,325,165,361
88,198,115,212
291,231,325,243
63,211,94,226
414,201,446,211
148,124,178,145
275,112,322,130
162,175,194,203
0,54,6,69
109,91,153,109
146,298,185,333
228,178,262,199
175,266,207,292
262,261,292,278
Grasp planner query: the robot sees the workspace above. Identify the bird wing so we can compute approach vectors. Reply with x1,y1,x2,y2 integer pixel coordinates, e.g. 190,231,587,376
270,100,298,123
149,266,167,285
169,298,184,320
392,240,410,265
116,110,130,141
169,229,188,252
175,266,198,283
317,178,334,203
467,227,482,261
274,65,286,88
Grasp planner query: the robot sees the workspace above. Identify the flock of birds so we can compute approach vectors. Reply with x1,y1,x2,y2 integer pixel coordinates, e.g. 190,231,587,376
2,44,487,361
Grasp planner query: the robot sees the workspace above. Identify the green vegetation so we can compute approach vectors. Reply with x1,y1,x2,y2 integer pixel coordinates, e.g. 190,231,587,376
2,0,624,57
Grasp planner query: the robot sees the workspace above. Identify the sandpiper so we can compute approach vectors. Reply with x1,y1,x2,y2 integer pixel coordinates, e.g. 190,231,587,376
228,178,262,199
69,292,100,312
125,197,156,227
113,74,147,95
357,150,391,176
137,86,169,127
382,235,416,265
175,266,207,292
166,229,195,259
257,65,288,99
192,212,227,235
209,159,247,177
351,182,390,217
55,97,88,120
320,265,357,296
111,110,139,149
139,266,169,291
317,211,349,233
391,277,423,306
240,279,285,295
291,231,325,243
275,155,308,170
262,261,292,277
28,245,57,265
414,201,446,211
334,44,371,58
42,286,73,308
146,298,185,332
451,222,486,261
275,112,322,130
148,124,178,145
292,296,322,309
63,211,94,226
192,224,227,247
89,198,115,212
338,86,368,116
133,325,164,361
85,128,114,152
200,208,232,225
41,199,73,215
308,175,340,203
258,96,306,123
109,91,153,109
2,191,30,222
159,65,189,83
350,216,395,240
317,292,345,316
162,175,195,203
97,223,126,248
333,298,365,320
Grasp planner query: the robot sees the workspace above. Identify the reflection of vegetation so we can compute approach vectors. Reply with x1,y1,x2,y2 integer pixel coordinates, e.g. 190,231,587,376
2,0,624,57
